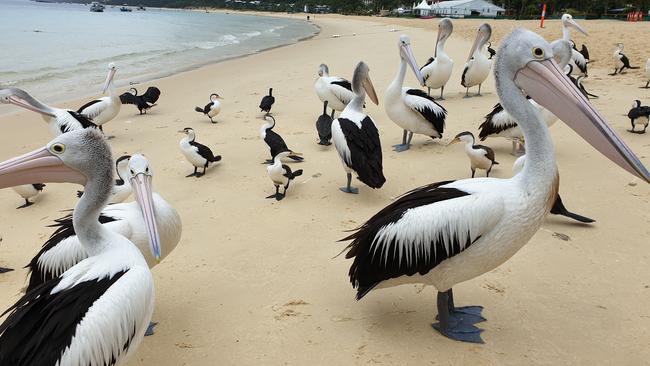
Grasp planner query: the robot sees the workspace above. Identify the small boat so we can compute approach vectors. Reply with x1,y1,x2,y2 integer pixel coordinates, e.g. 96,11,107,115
89,2,104,12
120,5,132,12
137,5,146,10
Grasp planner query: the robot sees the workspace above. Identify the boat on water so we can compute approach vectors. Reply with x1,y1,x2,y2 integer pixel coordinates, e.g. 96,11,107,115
89,2,105,12
120,5,132,12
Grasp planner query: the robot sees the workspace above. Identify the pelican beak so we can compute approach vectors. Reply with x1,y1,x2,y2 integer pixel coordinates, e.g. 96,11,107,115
466,29,485,63
363,75,379,105
6,96,56,118
434,27,444,57
515,58,650,183
131,172,162,262
401,42,425,86
567,18,589,36
102,68,117,94
0,147,86,188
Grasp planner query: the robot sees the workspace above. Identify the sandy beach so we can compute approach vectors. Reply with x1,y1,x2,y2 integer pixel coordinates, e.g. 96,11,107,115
0,12,649,365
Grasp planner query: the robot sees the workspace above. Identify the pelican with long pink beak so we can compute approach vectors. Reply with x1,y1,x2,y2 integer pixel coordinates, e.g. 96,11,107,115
77,63,121,134
560,13,590,77
0,128,155,365
461,23,492,97
340,28,649,344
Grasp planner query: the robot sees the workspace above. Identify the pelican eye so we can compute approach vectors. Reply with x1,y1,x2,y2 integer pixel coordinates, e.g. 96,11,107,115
50,143,65,154
533,47,544,58
130,169,135,175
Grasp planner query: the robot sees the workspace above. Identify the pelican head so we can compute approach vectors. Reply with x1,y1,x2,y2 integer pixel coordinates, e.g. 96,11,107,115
398,35,425,86
467,23,492,63
496,28,649,183
0,128,113,195
351,61,379,105
128,154,162,262
561,13,588,36
318,64,329,77
0,88,56,118
435,18,453,56
102,63,117,94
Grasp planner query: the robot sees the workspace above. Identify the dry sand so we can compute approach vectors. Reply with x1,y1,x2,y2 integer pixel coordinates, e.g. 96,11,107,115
0,13,649,366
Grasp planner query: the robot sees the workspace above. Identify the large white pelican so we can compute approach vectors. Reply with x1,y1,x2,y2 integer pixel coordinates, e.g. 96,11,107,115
77,63,121,132
332,61,384,194
77,154,133,204
560,14,589,76
0,88,97,136
25,153,181,293
314,64,355,119
340,29,650,344
420,18,454,99
0,129,156,364
385,35,447,152
461,23,492,97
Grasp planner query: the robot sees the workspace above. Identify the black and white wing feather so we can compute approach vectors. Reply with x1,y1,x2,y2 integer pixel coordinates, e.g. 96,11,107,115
404,89,447,135
336,117,385,189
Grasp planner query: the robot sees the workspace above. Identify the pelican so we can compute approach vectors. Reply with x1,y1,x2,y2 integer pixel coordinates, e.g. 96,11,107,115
266,150,303,201
385,35,447,152
610,43,640,75
77,154,133,204
332,61,384,194
12,183,46,209
24,153,181,292
0,129,157,364
560,14,589,77
420,18,454,99
450,131,498,178
643,58,650,89
0,88,97,136
77,63,121,132
461,23,492,97
195,93,223,123
513,155,595,223
314,64,355,119
339,29,649,344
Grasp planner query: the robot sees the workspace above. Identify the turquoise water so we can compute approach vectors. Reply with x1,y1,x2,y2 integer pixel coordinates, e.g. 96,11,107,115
0,0,317,106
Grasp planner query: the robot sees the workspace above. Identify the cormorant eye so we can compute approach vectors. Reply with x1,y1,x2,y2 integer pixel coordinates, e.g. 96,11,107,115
532,47,544,58
50,143,65,154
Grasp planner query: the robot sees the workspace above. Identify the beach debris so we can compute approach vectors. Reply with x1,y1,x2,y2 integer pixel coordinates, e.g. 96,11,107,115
552,232,571,241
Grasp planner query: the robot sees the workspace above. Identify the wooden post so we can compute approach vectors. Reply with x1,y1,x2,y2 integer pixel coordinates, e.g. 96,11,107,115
540,3,547,28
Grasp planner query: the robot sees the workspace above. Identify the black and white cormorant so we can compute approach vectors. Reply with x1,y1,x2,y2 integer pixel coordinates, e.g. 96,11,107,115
451,131,498,178
259,88,275,113
179,127,222,177
11,184,46,209
628,100,650,134
260,114,303,164
119,86,161,114
195,93,222,123
316,101,333,146
266,150,304,201
611,43,640,75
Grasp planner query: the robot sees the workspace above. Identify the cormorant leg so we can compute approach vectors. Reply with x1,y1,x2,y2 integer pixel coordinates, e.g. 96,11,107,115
393,130,411,152
439,86,445,100
644,81,650,88
0,267,14,274
195,166,206,177
266,185,280,199
427,87,431,96
486,166,492,177
471,168,476,178
144,322,158,336
186,167,198,178
16,199,33,209
432,289,484,343
330,109,336,120
339,173,358,194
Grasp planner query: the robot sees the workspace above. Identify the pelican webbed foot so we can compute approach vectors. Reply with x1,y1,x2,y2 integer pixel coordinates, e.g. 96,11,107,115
144,322,158,336
392,144,411,152
339,186,359,194
432,289,485,344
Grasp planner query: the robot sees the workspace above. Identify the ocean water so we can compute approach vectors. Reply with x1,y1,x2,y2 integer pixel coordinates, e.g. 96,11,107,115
0,0,317,108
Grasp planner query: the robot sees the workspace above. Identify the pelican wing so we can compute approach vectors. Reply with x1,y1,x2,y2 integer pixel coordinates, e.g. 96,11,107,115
404,89,447,134
571,49,588,74
329,79,355,105
337,117,385,189
342,180,504,299
77,98,106,119
579,44,590,61
66,111,97,130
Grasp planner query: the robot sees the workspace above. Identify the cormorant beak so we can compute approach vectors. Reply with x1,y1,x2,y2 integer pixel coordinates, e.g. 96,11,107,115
515,58,650,183
102,68,117,94
363,75,379,105
6,96,56,118
567,18,589,36
449,137,460,145
401,42,425,86
0,147,86,188
289,151,302,156
131,172,162,262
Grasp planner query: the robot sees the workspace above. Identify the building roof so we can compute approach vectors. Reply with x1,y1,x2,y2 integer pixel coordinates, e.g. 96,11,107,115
431,0,505,11
414,0,432,10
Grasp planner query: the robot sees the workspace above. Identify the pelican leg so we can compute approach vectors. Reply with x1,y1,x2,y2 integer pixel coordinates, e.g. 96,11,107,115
476,84,482,96
16,199,33,209
427,87,431,96
463,88,470,98
330,109,336,120
339,173,358,194
393,130,412,152
144,322,158,336
186,167,198,178
471,168,476,178
439,86,445,100
432,289,484,343
0,267,13,274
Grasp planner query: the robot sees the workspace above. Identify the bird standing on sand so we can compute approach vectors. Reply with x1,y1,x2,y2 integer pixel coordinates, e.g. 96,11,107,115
560,14,590,77
332,61,384,194
260,114,303,164
628,100,650,134
179,127,221,177
385,35,447,152
314,64,355,119
12,184,46,209
195,93,223,123
643,58,650,88
77,63,121,133
0,88,97,136
77,154,132,204
610,43,640,75
316,101,333,145
420,18,454,99
119,86,161,115
461,23,492,97
259,88,275,113
266,151,303,201
450,131,498,178
339,29,649,344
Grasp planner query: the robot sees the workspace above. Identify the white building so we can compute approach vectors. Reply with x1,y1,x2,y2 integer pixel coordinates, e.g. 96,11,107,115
430,0,504,17
413,0,432,16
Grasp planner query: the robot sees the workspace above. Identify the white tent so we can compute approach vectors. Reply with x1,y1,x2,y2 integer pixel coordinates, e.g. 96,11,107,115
430,0,504,18
413,0,432,16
